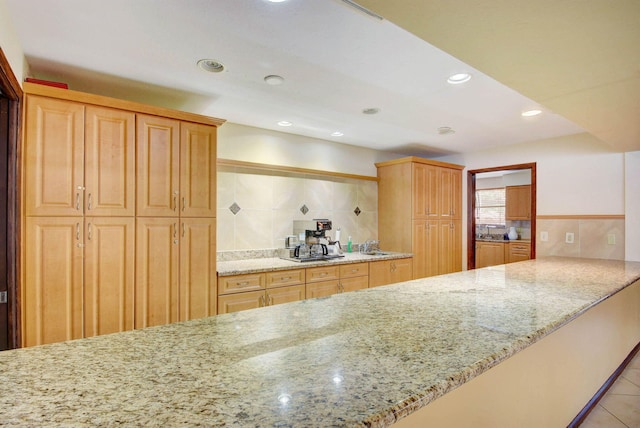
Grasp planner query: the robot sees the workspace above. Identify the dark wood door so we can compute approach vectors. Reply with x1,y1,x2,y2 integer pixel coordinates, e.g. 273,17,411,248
0,96,8,350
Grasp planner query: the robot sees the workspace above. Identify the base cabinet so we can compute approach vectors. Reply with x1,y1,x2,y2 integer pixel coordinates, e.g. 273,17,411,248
369,258,413,287
84,217,135,338
506,242,531,263
475,241,532,268
23,217,84,347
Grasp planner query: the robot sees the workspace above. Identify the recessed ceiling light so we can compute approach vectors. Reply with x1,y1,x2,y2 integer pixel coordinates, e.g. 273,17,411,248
197,59,225,73
331,131,344,137
362,108,380,115
521,109,542,117
277,121,293,127
264,75,284,85
447,73,471,84
437,126,455,135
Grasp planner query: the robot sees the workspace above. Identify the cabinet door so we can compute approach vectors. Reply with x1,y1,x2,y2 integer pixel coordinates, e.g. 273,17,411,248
218,291,264,314
179,218,217,321
412,220,439,279
24,217,83,346
341,275,369,293
24,96,84,217
306,265,340,283
306,280,340,298
135,218,179,328
506,185,531,220
136,115,180,217
476,242,505,268
180,122,217,217
267,284,305,306
84,107,135,216
390,258,413,284
84,217,135,337
412,163,439,218
507,242,531,263
440,168,462,219
438,221,462,275
369,260,391,287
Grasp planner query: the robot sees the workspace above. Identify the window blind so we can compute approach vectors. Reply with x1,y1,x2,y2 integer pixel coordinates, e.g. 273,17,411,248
475,188,506,225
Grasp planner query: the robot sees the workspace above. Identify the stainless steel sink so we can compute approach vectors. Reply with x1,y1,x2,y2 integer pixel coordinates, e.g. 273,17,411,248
365,251,390,256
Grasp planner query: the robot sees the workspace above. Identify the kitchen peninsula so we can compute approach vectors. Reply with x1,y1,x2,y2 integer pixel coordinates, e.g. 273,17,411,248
1,257,639,426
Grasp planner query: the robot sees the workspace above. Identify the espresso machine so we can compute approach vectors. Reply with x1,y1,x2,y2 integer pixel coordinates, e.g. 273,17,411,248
280,219,344,262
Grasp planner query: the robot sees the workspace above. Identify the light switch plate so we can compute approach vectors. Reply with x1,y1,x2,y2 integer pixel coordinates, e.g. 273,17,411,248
608,234,616,245
565,232,575,244
540,231,548,242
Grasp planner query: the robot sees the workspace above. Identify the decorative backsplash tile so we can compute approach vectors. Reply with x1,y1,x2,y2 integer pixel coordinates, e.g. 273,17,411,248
229,202,241,215
217,166,378,251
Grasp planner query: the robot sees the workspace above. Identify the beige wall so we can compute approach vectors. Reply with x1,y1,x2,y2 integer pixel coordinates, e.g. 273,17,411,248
217,123,397,251
626,152,640,262
438,132,633,264
0,0,27,83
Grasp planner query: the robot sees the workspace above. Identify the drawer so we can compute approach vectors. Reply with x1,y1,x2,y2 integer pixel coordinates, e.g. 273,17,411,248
305,265,340,283
306,280,340,299
339,262,369,279
266,269,305,288
218,273,265,295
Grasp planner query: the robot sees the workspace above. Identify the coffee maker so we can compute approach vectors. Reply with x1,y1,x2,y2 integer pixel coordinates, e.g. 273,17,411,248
280,219,344,262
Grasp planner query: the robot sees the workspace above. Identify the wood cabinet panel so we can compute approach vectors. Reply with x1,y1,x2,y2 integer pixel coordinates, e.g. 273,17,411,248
306,265,340,283
506,242,531,263
266,269,305,288
412,163,439,218
370,258,413,287
306,280,340,299
23,217,84,346
218,290,264,314
218,273,265,295
179,218,216,321
136,115,180,217
412,220,439,279
84,106,135,216
476,241,505,268
135,218,179,328
267,284,306,306
84,217,135,337
180,122,217,217
438,221,462,274
506,185,531,220
24,96,84,216
339,262,368,279
440,168,462,219
341,275,369,293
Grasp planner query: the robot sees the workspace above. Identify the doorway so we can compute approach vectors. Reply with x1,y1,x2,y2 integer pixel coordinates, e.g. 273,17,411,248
0,49,23,349
467,163,537,270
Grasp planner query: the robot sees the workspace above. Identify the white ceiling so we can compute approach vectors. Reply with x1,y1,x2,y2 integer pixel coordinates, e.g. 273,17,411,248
5,0,595,157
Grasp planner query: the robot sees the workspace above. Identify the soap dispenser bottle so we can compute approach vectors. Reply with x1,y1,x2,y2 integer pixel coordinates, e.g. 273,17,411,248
347,236,352,253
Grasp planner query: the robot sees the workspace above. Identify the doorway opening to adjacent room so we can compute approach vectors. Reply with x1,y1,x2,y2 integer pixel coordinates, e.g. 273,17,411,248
467,163,537,270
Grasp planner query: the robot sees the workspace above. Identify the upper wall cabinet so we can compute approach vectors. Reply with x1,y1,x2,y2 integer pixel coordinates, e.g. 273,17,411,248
506,185,531,220
136,116,217,217
24,96,85,216
24,98,136,217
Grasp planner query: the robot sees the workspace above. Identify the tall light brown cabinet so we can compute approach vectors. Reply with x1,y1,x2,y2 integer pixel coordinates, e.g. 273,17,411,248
376,157,464,279
21,83,224,346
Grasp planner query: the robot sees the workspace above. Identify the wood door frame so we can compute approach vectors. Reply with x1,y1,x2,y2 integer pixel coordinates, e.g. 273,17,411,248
467,163,537,270
0,48,23,349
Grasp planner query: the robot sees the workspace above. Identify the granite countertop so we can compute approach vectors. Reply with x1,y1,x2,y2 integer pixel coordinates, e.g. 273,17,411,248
2,257,640,427
217,252,414,276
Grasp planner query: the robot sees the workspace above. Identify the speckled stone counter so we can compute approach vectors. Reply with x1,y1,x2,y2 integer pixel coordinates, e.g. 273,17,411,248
217,251,414,276
2,257,640,427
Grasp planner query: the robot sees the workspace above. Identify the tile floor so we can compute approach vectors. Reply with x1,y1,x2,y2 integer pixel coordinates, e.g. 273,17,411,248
580,353,640,427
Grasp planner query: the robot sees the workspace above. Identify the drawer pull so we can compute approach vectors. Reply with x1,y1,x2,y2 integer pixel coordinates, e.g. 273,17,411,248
281,276,291,281
319,272,327,277
351,269,358,273
236,281,250,287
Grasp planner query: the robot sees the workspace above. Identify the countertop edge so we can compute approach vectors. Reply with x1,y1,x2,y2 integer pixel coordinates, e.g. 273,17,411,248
216,252,414,276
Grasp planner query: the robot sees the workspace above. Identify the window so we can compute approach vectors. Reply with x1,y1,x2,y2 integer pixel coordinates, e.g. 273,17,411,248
475,188,505,225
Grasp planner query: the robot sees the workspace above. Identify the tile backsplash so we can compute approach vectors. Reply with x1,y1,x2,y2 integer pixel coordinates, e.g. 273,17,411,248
217,166,378,251
536,218,625,260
